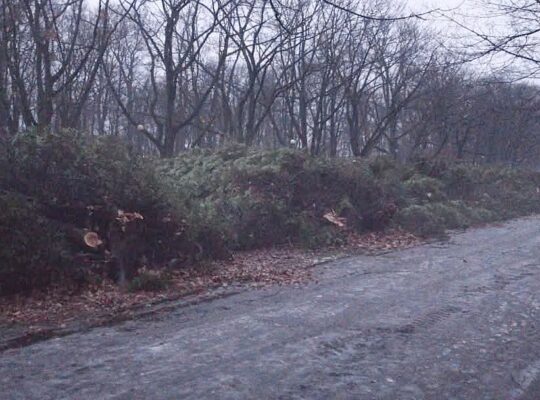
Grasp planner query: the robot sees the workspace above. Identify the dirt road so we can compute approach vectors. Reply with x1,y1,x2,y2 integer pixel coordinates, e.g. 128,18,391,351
2,217,540,399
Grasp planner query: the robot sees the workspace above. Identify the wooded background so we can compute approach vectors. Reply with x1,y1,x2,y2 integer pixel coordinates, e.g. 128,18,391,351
1,0,539,165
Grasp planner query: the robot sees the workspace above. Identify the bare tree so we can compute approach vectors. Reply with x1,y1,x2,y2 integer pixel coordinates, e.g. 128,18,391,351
106,0,230,157
216,0,288,145
0,0,126,133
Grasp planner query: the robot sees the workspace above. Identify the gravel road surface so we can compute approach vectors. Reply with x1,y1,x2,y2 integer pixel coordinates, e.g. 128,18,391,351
2,217,540,399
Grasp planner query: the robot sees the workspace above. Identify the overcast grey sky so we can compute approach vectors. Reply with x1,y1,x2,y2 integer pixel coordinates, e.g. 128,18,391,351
88,0,488,34
86,0,516,74
408,0,469,12
86,0,500,47
87,0,481,24
406,0,489,32
86,0,476,16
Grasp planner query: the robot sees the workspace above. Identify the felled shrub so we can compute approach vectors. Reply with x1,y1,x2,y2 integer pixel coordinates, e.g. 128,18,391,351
336,197,363,229
467,165,540,219
413,157,450,178
292,213,346,249
369,155,399,178
159,148,405,244
425,202,469,229
0,191,75,296
395,205,445,237
298,159,399,231
127,269,170,292
231,196,290,249
404,175,447,203
441,164,478,200
0,131,168,225
454,202,495,224
0,131,228,294
487,192,540,219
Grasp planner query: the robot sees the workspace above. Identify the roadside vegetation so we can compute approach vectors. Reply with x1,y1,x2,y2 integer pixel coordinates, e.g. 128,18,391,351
2,131,540,297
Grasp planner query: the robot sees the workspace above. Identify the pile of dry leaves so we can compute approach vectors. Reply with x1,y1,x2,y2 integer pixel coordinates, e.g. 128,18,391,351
0,229,420,340
346,229,420,253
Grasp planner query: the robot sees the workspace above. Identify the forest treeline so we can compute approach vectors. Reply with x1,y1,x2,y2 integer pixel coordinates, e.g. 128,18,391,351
1,0,539,164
